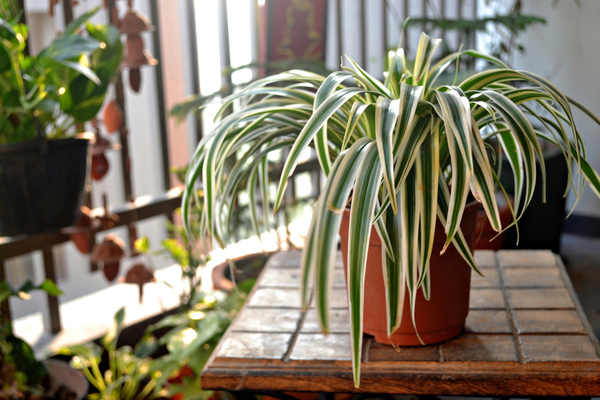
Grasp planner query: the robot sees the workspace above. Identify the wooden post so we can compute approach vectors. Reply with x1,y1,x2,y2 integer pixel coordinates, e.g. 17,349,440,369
0,260,12,325
42,247,62,334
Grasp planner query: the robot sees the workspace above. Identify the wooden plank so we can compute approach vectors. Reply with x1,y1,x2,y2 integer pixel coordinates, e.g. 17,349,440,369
218,332,292,359
503,267,564,288
267,251,303,269
520,335,600,362
0,188,182,260
301,309,349,333
474,250,498,269
249,288,302,308
498,250,557,268
202,362,600,396
464,310,511,334
310,288,347,309
441,335,519,362
368,341,440,362
469,288,505,309
289,333,351,361
471,268,500,288
42,247,62,334
514,310,586,334
231,308,302,333
259,268,345,289
507,288,575,309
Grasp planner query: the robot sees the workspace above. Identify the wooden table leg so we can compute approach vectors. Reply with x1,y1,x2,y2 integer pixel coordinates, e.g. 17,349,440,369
0,259,12,324
42,247,62,334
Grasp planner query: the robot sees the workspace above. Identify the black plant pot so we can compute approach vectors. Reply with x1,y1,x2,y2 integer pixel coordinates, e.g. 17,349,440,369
0,137,92,237
501,146,569,254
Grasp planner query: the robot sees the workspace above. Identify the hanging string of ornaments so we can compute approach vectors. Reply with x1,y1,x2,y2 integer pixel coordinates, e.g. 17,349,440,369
56,0,158,293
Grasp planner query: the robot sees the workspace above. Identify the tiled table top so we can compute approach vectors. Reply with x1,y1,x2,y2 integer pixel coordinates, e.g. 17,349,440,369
202,250,600,396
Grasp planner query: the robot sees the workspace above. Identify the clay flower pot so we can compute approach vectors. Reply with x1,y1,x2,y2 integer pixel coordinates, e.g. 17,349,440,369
91,234,126,282
339,201,480,346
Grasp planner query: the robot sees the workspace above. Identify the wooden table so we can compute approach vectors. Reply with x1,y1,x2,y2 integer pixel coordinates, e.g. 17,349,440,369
202,250,600,397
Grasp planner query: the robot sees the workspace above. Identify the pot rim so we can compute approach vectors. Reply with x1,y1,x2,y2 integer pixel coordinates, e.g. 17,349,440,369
0,133,94,155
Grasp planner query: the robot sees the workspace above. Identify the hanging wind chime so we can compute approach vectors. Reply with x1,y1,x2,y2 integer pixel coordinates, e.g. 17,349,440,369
116,1,158,92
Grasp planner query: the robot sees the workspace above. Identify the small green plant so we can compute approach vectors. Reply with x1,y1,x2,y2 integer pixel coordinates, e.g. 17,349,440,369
135,213,209,312
144,284,255,400
59,308,162,400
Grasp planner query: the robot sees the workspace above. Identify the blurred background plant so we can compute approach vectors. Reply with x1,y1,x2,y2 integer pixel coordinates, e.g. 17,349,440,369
0,6,123,143
0,280,62,398
407,0,546,66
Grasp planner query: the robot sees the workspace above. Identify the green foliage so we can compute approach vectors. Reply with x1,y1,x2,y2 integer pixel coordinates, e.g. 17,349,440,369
0,8,123,144
0,279,63,395
60,307,161,400
0,278,62,304
142,285,255,399
407,0,547,65
408,15,546,36
59,283,255,399
0,324,47,396
170,58,330,123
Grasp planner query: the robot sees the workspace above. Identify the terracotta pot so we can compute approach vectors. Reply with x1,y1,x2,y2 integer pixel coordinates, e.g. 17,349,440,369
339,200,479,346
211,252,273,292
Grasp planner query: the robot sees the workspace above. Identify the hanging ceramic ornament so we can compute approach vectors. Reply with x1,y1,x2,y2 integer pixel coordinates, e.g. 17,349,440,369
120,262,155,303
91,234,126,282
102,100,124,134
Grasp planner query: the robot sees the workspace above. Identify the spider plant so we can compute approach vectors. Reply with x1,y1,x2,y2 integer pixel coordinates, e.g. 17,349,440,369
183,32,600,387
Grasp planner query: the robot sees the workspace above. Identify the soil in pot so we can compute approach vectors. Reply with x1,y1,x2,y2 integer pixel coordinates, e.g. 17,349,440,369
339,200,480,346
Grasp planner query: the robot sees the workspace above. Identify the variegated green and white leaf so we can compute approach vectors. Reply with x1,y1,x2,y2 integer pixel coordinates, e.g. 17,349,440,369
413,32,442,83
346,143,382,387
375,97,401,214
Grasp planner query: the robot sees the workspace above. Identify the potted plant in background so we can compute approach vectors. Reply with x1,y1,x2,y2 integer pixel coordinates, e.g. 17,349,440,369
0,6,123,236
183,31,600,387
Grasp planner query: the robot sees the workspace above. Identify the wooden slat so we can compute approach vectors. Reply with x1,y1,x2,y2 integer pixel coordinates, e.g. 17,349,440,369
0,187,182,260
0,260,11,323
202,250,600,396
42,247,62,334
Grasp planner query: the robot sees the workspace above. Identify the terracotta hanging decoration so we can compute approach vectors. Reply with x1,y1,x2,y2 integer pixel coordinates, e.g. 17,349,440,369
91,135,113,181
91,234,126,282
118,10,154,35
129,68,141,93
116,3,158,93
91,153,110,181
120,262,155,303
102,100,124,134
122,34,158,69
70,206,93,254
